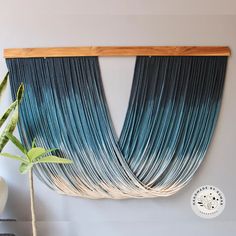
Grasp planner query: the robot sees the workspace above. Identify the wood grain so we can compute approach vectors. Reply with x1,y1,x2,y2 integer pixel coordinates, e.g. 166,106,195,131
4,46,231,58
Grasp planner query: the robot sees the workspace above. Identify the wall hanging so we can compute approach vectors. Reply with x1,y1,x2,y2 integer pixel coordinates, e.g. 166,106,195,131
4,46,230,199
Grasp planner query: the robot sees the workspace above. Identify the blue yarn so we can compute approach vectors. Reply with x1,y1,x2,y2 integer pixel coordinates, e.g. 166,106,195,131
6,56,227,198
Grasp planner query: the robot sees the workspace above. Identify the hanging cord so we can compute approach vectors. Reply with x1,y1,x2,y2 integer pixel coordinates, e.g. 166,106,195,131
7,56,227,199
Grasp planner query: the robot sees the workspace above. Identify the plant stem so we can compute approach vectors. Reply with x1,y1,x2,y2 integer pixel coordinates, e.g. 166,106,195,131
29,168,37,236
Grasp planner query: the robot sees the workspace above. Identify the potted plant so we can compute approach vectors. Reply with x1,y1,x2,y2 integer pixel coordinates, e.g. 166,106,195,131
0,73,24,213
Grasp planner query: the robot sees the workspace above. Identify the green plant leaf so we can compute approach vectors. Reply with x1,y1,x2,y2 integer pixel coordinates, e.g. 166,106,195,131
36,155,73,164
6,132,27,154
27,147,46,161
0,152,28,163
0,104,20,152
0,72,9,101
19,162,33,174
27,147,59,162
31,138,36,148
0,101,17,128
16,83,24,103
33,148,58,161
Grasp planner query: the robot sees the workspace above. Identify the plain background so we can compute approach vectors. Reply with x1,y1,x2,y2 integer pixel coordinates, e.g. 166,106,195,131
0,0,236,235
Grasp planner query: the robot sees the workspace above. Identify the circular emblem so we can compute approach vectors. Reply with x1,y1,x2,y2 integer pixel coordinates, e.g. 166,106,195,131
191,185,225,219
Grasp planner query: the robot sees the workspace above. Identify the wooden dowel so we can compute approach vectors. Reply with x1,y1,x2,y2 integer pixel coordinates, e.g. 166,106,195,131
4,46,231,58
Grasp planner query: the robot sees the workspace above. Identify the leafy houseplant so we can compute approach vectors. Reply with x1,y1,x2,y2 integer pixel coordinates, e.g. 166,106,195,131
0,73,24,213
1,132,73,236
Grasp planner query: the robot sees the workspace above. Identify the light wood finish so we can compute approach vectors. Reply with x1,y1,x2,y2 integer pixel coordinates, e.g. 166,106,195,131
4,46,231,58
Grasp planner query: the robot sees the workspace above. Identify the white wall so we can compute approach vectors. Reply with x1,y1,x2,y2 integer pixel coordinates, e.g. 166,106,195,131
0,1,236,235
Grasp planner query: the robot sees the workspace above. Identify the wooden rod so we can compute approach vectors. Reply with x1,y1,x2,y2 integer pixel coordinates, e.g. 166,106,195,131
4,46,231,58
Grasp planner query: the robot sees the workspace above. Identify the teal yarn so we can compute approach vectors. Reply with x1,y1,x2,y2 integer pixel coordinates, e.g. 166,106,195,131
6,56,227,199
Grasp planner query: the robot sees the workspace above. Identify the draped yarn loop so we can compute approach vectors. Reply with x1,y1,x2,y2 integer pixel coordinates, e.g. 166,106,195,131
7,56,227,199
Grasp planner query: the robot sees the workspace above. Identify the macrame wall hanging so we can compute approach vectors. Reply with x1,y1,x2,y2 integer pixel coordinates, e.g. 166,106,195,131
4,46,230,199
